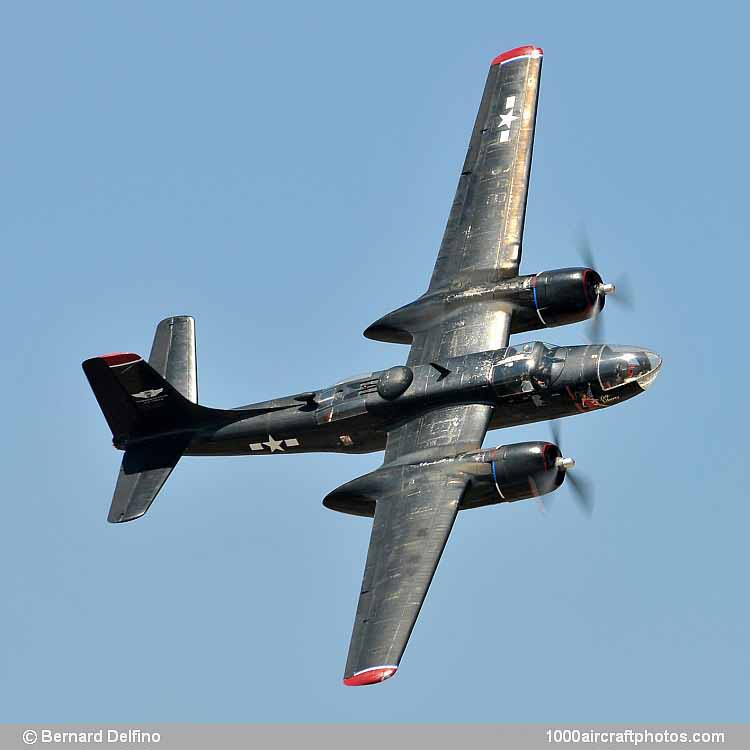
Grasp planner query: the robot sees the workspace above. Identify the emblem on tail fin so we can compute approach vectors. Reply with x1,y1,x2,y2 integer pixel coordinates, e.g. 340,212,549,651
132,388,164,400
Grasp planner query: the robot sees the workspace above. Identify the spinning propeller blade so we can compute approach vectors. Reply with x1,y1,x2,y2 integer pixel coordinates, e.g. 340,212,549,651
588,295,604,343
549,420,594,517
577,226,635,342
527,475,547,514
565,471,594,518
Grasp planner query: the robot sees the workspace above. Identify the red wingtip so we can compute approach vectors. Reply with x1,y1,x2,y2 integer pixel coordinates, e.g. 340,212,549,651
491,45,543,66
99,352,142,367
343,666,398,687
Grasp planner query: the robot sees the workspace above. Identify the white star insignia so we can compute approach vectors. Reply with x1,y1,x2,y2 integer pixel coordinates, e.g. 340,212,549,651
263,435,285,452
499,110,518,130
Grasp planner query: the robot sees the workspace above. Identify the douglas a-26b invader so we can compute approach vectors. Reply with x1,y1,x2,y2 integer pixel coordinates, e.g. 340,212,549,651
83,46,662,686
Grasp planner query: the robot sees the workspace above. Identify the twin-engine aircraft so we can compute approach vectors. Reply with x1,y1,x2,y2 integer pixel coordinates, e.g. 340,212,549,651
83,46,662,686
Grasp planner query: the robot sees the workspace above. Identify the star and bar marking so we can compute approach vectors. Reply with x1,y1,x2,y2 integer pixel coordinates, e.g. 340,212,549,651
498,95,518,143
249,436,300,452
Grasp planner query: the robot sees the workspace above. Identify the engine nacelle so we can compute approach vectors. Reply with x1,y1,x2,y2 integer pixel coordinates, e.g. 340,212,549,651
363,267,606,345
510,267,603,334
459,441,566,509
323,440,567,518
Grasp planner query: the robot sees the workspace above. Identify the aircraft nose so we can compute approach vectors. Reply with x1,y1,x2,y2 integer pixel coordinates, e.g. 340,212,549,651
596,346,663,392
635,350,662,389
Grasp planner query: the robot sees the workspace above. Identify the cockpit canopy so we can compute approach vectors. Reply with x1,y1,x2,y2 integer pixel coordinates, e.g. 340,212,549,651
492,341,566,395
597,346,662,391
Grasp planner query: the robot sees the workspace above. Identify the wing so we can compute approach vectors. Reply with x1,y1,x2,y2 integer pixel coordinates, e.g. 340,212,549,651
383,402,494,465
343,47,541,683
430,45,542,292
408,45,543,366
343,403,492,685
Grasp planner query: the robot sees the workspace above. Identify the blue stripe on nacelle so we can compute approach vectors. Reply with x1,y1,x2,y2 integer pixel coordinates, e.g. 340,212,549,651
491,459,506,499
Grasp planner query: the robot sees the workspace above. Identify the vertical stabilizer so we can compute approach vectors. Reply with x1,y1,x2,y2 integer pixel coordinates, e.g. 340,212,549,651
83,315,282,523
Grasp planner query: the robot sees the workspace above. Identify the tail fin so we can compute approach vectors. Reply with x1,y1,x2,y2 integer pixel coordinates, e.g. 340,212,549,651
82,351,200,523
82,352,199,446
83,315,286,523
83,316,205,523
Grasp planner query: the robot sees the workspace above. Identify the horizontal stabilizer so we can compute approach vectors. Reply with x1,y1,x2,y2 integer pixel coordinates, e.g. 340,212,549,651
149,316,198,403
109,434,191,523
83,315,304,523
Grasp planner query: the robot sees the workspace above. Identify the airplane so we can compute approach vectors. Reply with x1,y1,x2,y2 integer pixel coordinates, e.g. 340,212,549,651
82,45,662,687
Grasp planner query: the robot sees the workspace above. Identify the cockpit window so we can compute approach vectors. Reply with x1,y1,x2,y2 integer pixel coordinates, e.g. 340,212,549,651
335,372,374,386
597,346,654,391
499,342,539,360
540,343,566,385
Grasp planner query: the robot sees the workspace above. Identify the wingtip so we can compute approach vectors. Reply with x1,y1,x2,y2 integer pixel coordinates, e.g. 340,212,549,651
107,509,146,524
491,45,543,66
343,666,398,687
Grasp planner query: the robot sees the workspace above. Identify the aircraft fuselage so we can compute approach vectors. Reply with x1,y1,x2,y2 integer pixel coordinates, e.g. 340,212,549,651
182,342,661,458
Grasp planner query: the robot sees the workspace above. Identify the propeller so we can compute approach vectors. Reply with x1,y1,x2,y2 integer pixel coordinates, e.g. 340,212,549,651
527,475,547,515
577,227,634,342
550,420,594,517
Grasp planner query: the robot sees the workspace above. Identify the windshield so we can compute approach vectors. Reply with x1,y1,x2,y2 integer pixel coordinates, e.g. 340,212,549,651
597,346,661,391
335,372,375,386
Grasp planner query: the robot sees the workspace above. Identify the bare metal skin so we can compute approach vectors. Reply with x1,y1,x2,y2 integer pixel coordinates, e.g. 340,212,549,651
189,341,660,459
83,45,662,687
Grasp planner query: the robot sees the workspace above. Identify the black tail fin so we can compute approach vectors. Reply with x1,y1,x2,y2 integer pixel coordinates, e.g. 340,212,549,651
82,350,205,523
82,353,200,446
83,316,288,523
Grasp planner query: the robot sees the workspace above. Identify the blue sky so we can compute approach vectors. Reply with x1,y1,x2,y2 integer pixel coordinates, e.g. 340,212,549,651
2,1,748,722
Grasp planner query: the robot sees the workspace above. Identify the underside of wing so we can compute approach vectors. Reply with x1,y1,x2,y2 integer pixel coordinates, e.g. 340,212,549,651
342,403,493,685
343,464,469,685
383,402,494,465
405,300,513,367
365,46,543,367
429,45,543,292
341,47,544,684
